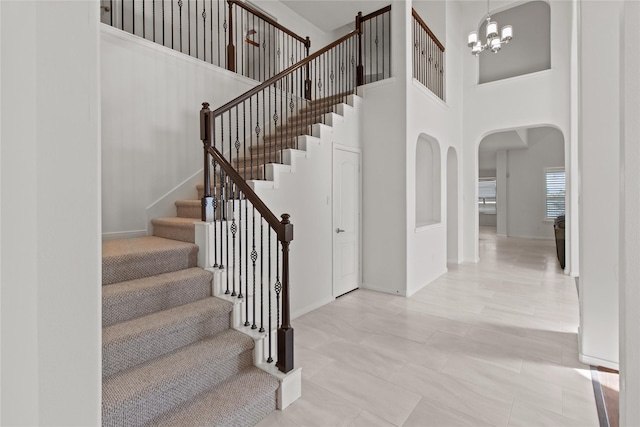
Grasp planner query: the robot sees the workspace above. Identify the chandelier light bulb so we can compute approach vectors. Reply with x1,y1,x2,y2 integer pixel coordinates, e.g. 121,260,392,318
468,31,479,47
501,25,513,42
486,21,498,38
490,38,502,53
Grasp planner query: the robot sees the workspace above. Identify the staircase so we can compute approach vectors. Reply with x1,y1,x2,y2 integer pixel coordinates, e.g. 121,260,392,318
150,93,352,243
101,236,279,426
100,94,349,426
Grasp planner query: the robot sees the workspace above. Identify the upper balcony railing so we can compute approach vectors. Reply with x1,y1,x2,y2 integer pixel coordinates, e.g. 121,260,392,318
412,8,445,100
100,0,309,83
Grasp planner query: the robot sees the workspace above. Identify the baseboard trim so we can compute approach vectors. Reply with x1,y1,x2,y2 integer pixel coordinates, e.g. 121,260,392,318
102,230,148,241
360,282,406,297
579,353,619,371
291,296,334,320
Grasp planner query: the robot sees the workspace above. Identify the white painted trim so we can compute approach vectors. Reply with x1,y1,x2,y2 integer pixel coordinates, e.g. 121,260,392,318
102,230,148,241
415,222,444,233
579,352,619,371
360,282,407,297
475,68,553,89
411,78,449,109
332,143,361,154
146,168,203,235
291,296,335,320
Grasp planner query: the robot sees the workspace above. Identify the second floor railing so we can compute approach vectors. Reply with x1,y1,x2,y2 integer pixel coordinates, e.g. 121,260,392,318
412,8,445,100
100,0,309,82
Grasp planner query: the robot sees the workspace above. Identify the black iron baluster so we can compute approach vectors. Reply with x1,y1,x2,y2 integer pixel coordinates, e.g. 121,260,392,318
251,206,257,329
178,0,183,52
142,0,145,38
202,2,206,62
266,228,272,363
153,0,156,42
275,241,281,330
121,0,124,30
259,216,265,333
162,0,165,46
132,0,135,35
209,0,213,64
230,183,237,297
171,0,174,48
188,0,191,56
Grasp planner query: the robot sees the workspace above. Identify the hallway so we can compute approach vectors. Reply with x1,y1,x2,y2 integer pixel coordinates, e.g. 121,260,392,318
257,227,598,426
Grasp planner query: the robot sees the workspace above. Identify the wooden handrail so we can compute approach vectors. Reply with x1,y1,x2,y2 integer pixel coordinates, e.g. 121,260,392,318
412,8,445,52
362,5,392,22
201,105,292,242
228,0,309,46
212,29,359,117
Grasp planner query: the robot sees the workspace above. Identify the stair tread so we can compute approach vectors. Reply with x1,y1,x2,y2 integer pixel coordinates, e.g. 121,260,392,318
103,297,231,345
151,217,199,227
103,297,233,377
102,268,213,326
148,366,278,427
102,329,255,420
102,237,198,285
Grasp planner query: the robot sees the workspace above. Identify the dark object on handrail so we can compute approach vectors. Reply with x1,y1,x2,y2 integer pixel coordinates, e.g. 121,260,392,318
554,214,565,269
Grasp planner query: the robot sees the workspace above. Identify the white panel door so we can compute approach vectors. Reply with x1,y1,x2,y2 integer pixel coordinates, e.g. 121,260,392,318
333,148,360,297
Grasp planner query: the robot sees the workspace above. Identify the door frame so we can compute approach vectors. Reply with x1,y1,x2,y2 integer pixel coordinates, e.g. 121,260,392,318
332,144,362,298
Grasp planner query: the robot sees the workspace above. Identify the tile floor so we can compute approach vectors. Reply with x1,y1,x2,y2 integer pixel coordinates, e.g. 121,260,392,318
257,227,598,427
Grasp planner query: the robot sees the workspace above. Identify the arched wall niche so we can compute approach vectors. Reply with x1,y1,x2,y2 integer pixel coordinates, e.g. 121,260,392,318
415,134,441,228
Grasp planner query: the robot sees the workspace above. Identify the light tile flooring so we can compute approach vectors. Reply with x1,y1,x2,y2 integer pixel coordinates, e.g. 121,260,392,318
257,227,598,427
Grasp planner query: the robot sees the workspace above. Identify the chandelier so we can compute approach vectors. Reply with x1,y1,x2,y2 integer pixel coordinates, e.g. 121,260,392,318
467,0,513,55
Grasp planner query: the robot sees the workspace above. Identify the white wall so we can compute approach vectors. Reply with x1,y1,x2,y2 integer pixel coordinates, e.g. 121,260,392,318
506,127,564,239
461,1,574,269
577,0,622,370
101,25,261,238
620,2,640,423
1,1,101,425
412,0,446,45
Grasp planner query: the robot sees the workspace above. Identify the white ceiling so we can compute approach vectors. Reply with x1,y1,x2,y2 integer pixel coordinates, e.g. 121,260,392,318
280,0,390,32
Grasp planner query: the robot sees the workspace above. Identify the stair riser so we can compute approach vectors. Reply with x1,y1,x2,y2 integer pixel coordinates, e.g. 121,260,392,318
153,222,196,244
102,246,198,285
103,349,253,427
103,311,232,377
102,271,213,327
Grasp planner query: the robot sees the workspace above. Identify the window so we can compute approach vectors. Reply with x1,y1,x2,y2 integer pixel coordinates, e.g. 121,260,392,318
478,177,496,214
545,167,565,220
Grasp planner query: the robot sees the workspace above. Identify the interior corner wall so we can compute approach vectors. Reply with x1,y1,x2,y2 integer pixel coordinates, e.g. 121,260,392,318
361,0,410,295
1,1,101,425
578,0,621,369
620,1,640,423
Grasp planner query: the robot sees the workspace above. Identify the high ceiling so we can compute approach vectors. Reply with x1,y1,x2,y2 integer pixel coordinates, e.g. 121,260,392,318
280,0,389,32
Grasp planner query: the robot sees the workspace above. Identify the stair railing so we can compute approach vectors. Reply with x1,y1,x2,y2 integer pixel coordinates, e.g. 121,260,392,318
100,0,309,83
197,4,391,374
226,0,310,81
412,8,445,100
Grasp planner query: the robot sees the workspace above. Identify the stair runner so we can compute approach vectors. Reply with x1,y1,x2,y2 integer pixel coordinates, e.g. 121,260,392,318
102,236,278,426
151,93,350,243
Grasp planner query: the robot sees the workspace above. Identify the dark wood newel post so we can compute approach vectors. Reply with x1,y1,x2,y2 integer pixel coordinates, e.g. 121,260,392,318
304,36,312,100
277,213,294,373
200,102,214,222
356,11,364,86
227,1,235,72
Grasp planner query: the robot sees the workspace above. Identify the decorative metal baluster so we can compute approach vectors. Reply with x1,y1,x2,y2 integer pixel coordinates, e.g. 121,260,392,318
188,0,191,56
121,0,124,30
259,217,265,333
251,206,257,329
178,0,183,52
230,183,237,297
275,241,281,330
202,2,206,62
153,0,156,42
142,0,145,39
266,228,273,363
213,157,219,267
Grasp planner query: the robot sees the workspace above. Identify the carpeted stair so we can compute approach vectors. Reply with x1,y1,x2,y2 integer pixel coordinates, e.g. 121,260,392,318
102,236,278,426
151,94,351,243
